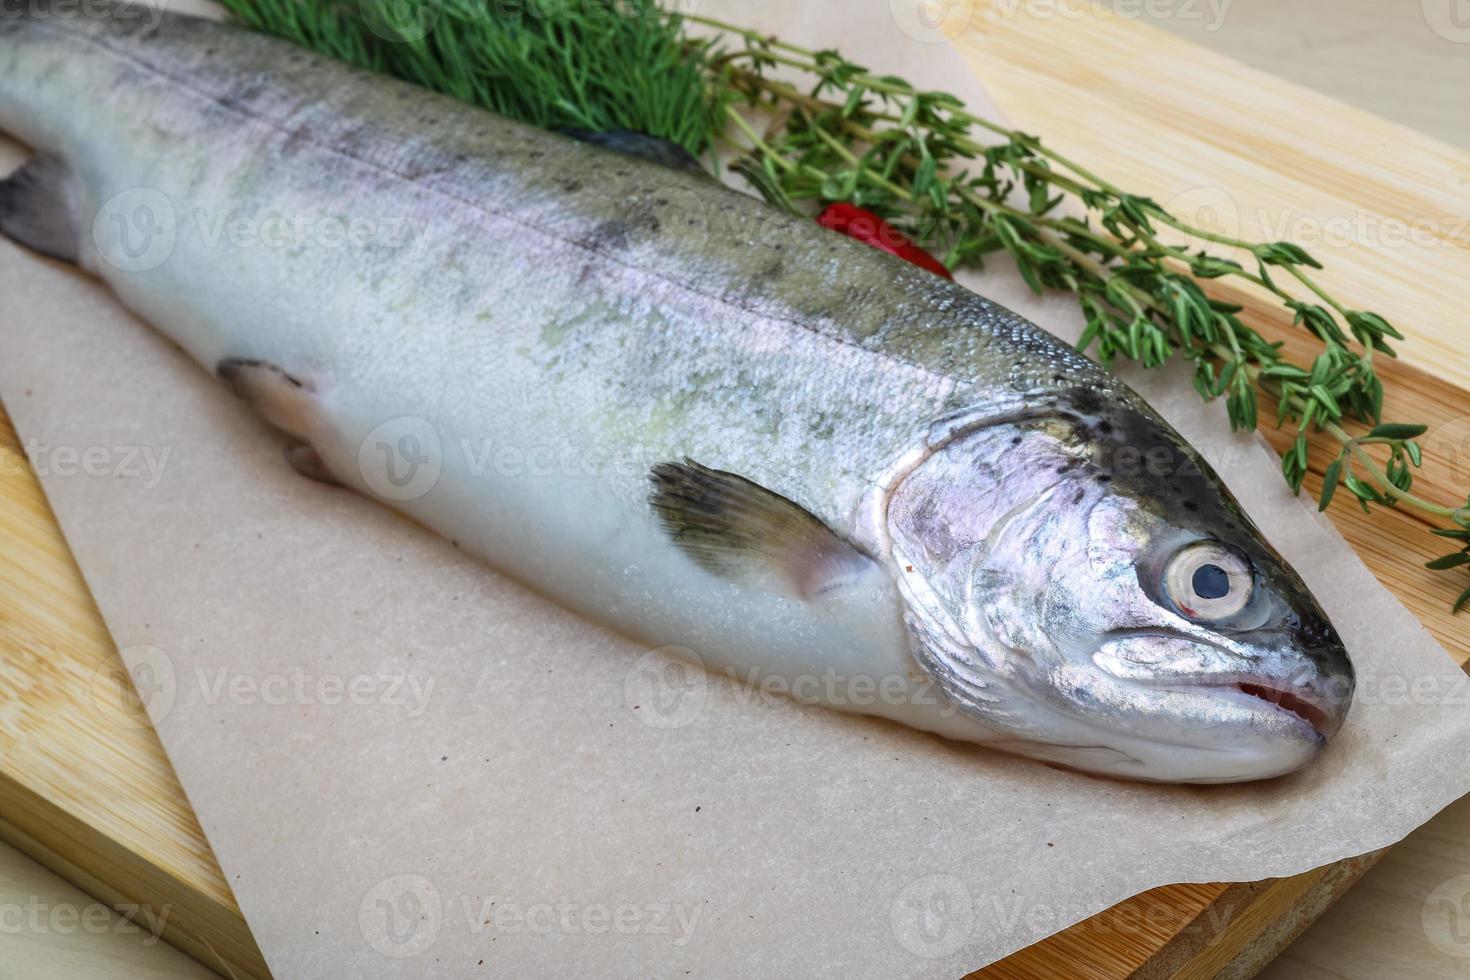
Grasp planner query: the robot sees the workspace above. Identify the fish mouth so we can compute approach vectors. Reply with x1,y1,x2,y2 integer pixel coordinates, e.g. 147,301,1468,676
1179,675,1341,740
1233,681,1333,735
1092,630,1348,740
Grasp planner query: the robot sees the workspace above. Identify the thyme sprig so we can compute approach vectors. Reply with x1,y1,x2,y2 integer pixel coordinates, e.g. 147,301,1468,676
218,0,1470,609
694,17,1470,609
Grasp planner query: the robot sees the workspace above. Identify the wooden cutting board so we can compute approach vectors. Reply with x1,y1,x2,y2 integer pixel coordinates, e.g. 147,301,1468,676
958,2,1470,975
0,3,1466,978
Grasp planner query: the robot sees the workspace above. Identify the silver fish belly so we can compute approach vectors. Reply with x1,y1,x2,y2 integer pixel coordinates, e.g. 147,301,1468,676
0,3,1354,782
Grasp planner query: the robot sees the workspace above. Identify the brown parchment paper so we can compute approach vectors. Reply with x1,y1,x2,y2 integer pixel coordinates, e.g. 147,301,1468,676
2,2,1469,976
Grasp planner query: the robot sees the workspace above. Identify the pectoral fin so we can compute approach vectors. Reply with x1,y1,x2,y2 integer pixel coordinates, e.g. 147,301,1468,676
649,459,875,599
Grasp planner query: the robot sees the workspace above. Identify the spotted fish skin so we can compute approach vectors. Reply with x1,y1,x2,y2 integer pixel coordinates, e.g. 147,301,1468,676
0,4,1353,782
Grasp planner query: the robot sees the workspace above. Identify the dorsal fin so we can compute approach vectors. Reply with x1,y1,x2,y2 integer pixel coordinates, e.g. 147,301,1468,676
559,128,706,175
649,459,875,600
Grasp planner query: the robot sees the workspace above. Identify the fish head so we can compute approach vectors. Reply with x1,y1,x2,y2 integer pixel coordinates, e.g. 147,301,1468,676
885,393,1354,783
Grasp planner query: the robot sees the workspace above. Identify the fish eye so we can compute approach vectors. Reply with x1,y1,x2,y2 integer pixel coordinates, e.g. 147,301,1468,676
1162,541,1253,622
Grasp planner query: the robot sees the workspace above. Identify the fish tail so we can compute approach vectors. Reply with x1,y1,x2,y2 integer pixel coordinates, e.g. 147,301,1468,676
0,10,79,262
0,153,80,263
0,1,158,263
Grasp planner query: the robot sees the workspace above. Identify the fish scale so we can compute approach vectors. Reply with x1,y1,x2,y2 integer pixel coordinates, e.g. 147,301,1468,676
0,2,1354,782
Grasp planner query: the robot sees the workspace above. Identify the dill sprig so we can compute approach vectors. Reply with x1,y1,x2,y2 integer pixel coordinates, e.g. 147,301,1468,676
216,0,1470,610
221,0,721,155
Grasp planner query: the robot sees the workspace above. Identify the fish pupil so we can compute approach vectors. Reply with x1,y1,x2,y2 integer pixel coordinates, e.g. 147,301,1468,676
1192,563,1230,600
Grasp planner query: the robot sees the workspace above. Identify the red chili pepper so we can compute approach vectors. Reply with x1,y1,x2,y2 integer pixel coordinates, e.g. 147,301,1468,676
815,202,953,280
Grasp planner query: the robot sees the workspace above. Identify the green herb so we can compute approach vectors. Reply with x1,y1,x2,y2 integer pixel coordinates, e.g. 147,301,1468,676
216,0,1470,608
221,0,721,156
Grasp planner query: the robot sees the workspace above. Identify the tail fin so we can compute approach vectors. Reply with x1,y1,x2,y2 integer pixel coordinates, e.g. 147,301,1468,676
0,154,80,264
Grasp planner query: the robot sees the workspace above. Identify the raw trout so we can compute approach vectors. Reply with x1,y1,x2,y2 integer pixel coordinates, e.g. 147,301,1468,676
0,3,1354,782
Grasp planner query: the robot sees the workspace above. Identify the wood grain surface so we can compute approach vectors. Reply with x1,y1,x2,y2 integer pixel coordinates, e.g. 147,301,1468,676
958,1,1470,975
1257,793,1470,980
0,411,269,980
0,834,215,980
0,2,1467,978
1141,0,1470,153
